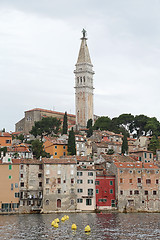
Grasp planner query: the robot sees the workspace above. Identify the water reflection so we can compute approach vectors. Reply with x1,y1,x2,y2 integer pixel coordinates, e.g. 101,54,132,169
0,213,160,239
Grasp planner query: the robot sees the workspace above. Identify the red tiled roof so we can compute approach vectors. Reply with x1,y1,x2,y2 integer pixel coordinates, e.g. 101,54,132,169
76,156,94,162
114,161,158,169
25,108,76,118
0,132,12,137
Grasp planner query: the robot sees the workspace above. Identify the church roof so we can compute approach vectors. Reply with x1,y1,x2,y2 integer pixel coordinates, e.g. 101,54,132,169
77,37,92,64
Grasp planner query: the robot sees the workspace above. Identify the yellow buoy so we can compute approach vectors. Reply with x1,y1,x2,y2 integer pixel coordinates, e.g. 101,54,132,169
61,217,65,221
56,218,59,223
54,222,59,228
71,223,77,230
51,221,55,226
85,225,91,232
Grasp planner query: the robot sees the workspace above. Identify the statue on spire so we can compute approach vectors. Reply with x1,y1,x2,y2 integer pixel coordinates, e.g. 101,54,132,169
82,28,87,38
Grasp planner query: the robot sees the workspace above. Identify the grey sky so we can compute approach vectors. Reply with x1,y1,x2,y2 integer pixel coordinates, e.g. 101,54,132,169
0,0,160,131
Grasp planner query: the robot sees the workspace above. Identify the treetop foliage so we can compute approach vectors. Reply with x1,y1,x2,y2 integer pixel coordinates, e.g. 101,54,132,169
93,113,160,138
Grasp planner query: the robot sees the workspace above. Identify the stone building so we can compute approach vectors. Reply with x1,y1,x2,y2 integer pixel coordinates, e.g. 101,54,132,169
0,158,20,212
76,156,96,211
110,161,160,212
15,108,76,134
43,158,77,213
19,159,43,213
74,29,94,128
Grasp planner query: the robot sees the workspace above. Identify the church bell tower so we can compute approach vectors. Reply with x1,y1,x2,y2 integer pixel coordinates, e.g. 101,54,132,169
74,29,94,128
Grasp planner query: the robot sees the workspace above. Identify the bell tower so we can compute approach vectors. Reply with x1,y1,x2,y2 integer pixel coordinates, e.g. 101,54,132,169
74,29,94,128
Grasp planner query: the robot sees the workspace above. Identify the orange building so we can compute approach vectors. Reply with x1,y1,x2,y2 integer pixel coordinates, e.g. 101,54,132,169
0,158,20,212
0,132,12,147
43,137,68,158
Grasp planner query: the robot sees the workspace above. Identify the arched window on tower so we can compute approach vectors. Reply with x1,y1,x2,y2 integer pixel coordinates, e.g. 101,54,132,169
77,77,79,84
83,76,85,84
80,77,82,84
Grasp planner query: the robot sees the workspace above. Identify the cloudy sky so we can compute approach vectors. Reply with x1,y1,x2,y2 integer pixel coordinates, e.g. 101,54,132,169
0,0,160,131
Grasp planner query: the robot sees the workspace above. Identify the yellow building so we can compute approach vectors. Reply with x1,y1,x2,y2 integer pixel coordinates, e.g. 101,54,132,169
43,137,68,158
0,158,20,212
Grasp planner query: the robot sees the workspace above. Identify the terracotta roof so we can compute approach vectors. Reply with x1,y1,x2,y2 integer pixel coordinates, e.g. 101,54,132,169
44,136,67,145
77,165,95,171
0,159,21,164
25,108,75,118
0,132,12,137
129,150,153,154
20,159,42,164
43,158,76,164
11,131,23,135
76,156,94,162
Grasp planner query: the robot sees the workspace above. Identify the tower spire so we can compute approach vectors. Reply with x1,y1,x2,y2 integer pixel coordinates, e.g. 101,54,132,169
74,29,94,128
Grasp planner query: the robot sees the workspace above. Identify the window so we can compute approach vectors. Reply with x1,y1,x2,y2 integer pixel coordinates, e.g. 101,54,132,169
111,200,115,207
55,146,57,149
134,190,139,195
20,174,23,178
98,199,107,202
120,190,123,195
39,164,43,170
145,190,148,195
129,170,133,174
130,190,132,195
120,178,123,184
11,183,13,190
46,178,49,184
88,172,93,176
71,178,74,184
110,181,113,186
9,165,12,170
153,191,157,195
6,140,11,144
149,153,152,159
57,178,61,184
71,188,74,193
86,199,92,206
39,182,42,187
129,179,132,184
77,172,83,176
20,182,24,187
88,189,93,196
95,181,99,185
156,179,159,184
71,199,74,205
38,173,42,178
15,192,19,198
45,200,49,205
139,157,142,161
63,146,66,149
63,152,66,156
8,175,11,179
146,170,150,174
120,170,123,173
96,189,99,194
156,170,159,174
146,179,151,184
110,189,113,194
77,198,83,203
46,188,49,194
137,178,141,183
77,179,83,184
137,170,141,174
55,152,57,156
77,188,83,193
144,153,147,158
21,165,24,170
58,188,61,194
88,179,93,184
15,183,18,188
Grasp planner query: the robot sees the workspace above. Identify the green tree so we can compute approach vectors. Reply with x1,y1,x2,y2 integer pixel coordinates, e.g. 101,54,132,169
121,133,128,155
31,139,50,159
62,112,68,134
68,128,76,155
133,114,149,137
148,135,160,155
93,116,112,131
87,119,93,137
145,117,160,136
30,117,61,141
17,134,24,142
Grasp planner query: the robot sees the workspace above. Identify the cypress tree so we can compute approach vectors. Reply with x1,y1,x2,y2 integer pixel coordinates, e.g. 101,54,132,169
121,133,128,155
62,112,68,134
68,128,76,155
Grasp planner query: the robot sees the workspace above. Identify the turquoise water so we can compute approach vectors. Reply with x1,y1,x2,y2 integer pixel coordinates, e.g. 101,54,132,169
0,213,160,239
